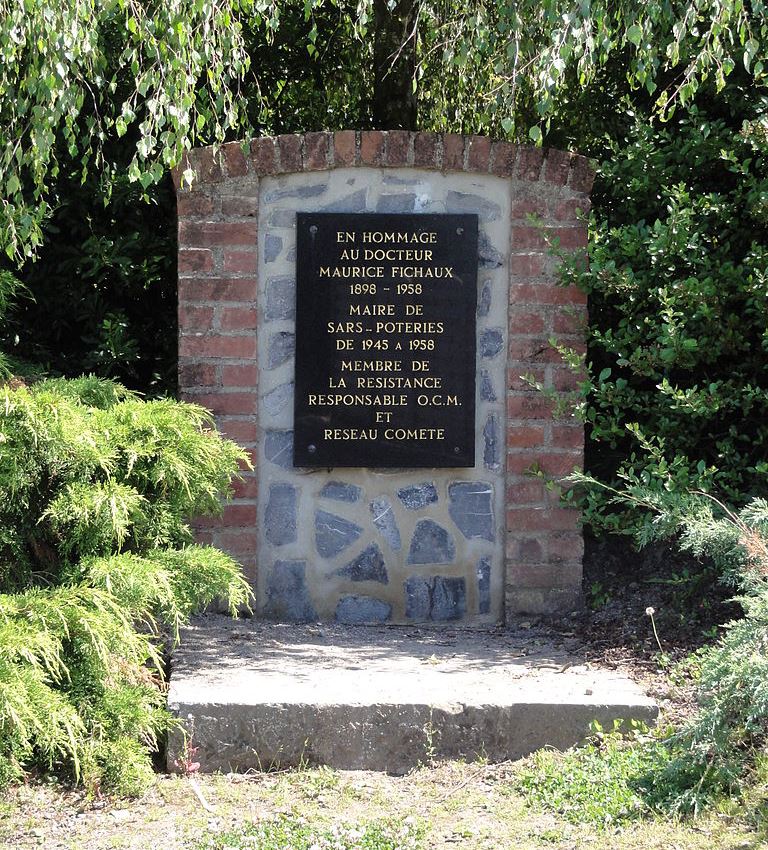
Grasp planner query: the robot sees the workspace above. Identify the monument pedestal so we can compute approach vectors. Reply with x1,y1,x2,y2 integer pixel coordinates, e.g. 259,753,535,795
175,131,594,624
167,616,657,774
170,133,615,770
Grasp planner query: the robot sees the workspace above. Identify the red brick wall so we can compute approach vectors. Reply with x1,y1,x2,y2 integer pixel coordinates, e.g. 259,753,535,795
174,131,594,616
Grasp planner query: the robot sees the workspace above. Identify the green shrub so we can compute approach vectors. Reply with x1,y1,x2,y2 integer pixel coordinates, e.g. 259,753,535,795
558,91,768,535
0,376,252,794
567,475,768,816
635,494,768,815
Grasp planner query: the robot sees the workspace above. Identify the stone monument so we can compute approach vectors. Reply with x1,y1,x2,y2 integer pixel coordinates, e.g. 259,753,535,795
173,131,593,624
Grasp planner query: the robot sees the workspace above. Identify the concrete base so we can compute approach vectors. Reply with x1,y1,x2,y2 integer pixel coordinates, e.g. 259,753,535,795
167,616,658,775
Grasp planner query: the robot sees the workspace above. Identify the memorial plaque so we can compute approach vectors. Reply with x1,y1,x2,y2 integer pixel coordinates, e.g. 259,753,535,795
293,213,478,468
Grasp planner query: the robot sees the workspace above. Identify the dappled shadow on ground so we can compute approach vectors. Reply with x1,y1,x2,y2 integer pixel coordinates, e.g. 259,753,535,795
173,615,580,679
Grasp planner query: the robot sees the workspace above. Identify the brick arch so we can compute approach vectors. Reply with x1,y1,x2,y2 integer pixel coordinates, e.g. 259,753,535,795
172,130,594,191
175,131,594,619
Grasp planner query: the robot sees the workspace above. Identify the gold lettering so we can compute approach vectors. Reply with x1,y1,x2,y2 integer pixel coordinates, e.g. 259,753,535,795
327,321,363,333
363,248,434,261
320,266,384,279
324,428,378,440
355,376,442,389
340,360,403,372
391,266,453,278
415,394,462,406
361,231,437,244
383,428,446,440
374,321,444,334
308,393,408,406
349,303,395,316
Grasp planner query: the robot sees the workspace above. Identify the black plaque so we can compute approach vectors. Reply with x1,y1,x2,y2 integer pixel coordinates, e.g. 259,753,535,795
293,213,478,468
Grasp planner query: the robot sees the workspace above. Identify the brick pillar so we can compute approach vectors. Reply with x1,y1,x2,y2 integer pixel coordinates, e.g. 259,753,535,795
175,143,260,584
505,148,593,614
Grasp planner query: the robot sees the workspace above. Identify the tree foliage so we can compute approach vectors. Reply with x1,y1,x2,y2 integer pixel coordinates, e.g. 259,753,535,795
415,0,768,140
0,0,264,262
0,171,177,393
3,0,768,261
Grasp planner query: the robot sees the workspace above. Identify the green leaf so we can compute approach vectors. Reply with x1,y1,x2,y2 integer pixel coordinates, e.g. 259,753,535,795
626,24,642,46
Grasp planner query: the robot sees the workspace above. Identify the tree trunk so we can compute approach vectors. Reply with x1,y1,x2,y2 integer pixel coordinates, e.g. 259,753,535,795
372,0,417,129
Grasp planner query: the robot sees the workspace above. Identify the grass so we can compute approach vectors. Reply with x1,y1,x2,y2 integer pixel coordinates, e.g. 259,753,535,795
2,760,764,850
193,815,423,850
516,723,673,828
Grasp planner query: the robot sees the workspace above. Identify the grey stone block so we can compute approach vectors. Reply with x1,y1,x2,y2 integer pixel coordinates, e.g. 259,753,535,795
404,575,466,621
483,413,500,471
264,183,327,202
432,576,467,621
265,277,295,321
262,382,293,417
335,595,392,624
480,369,497,402
263,561,317,622
477,557,491,615
315,510,363,558
169,617,659,774
397,482,438,510
377,194,416,213
335,543,388,584
265,483,297,546
407,519,456,565
269,209,297,228
264,234,283,263
370,498,401,551
404,576,431,620
448,482,495,542
479,328,503,358
478,232,503,268
321,189,367,213
264,430,293,469
267,331,295,369
320,481,362,503
477,280,492,317
447,191,501,221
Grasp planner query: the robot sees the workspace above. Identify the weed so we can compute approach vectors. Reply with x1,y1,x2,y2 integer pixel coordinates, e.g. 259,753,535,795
300,765,340,797
173,718,201,777
588,581,611,610
193,814,424,850
516,722,671,827
645,606,663,654
422,708,438,767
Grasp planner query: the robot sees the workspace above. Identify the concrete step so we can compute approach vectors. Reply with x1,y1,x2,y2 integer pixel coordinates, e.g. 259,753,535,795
167,616,658,775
